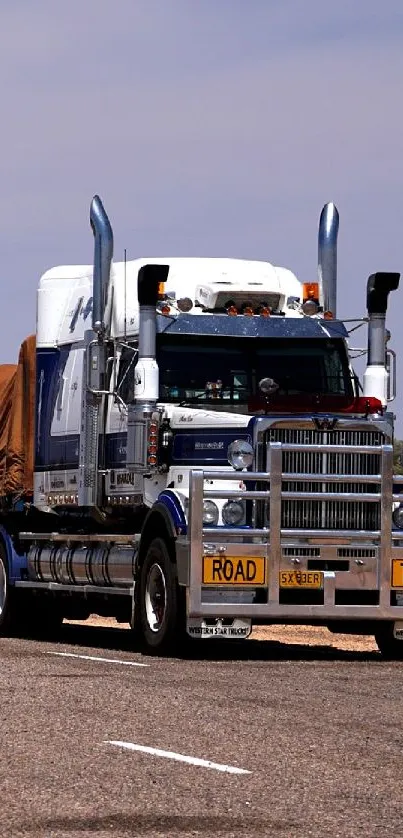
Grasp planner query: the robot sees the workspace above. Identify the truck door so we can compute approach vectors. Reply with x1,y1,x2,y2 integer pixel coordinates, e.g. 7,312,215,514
49,346,84,473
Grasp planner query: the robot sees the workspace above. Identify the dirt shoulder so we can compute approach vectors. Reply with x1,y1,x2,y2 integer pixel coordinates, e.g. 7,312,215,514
65,616,377,653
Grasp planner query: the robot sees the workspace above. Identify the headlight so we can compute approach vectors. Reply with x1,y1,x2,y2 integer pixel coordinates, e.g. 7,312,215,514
393,504,403,529
203,500,219,525
222,499,245,526
227,440,253,471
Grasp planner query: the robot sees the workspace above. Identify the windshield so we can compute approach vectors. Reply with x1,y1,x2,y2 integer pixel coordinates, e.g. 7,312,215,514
156,335,353,405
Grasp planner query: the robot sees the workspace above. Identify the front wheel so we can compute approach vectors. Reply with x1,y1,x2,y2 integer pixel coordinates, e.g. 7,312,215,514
374,622,403,660
137,537,184,655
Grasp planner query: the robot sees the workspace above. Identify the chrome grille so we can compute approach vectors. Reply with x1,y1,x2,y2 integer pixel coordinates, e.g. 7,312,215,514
265,428,383,530
337,547,377,559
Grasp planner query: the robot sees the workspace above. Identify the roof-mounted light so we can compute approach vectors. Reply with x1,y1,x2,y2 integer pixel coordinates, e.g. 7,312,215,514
302,299,319,316
242,304,254,316
302,282,320,303
301,282,320,316
258,304,271,317
158,302,171,315
226,303,238,316
177,297,193,312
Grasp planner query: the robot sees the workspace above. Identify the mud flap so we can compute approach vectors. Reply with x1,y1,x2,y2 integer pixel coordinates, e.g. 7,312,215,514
186,617,251,639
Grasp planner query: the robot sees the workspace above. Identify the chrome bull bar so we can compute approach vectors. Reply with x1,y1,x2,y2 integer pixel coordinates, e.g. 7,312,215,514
187,441,403,621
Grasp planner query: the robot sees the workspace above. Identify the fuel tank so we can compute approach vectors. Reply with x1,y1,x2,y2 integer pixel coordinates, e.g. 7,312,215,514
28,541,137,587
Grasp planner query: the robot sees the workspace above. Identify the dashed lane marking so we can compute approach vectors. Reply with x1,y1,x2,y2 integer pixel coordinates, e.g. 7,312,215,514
46,652,149,667
105,740,252,774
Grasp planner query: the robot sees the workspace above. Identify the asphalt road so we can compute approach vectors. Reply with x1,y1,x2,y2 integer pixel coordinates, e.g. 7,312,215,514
1,622,403,838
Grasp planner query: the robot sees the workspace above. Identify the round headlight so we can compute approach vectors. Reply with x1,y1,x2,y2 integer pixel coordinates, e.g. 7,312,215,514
222,499,245,526
227,440,253,471
203,500,219,525
393,504,403,529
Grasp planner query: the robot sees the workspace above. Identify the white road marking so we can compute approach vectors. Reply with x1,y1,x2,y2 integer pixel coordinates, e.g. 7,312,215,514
106,740,251,774
46,651,149,667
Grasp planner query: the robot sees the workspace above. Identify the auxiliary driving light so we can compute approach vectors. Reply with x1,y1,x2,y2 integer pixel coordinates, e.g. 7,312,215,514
393,504,403,529
227,440,254,471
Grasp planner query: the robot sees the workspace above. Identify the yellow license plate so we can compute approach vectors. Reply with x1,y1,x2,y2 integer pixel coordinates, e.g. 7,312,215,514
279,570,323,589
392,560,403,587
203,556,266,586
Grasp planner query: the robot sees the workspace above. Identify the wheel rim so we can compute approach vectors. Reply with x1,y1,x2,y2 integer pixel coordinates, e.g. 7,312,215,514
145,562,167,633
0,558,6,616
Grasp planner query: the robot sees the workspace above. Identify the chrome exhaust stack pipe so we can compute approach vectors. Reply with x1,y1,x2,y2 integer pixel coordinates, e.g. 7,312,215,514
79,196,114,508
90,195,114,335
318,202,339,317
126,264,169,474
363,272,400,405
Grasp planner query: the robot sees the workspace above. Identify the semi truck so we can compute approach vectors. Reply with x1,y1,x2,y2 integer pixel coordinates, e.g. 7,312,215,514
0,195,403,657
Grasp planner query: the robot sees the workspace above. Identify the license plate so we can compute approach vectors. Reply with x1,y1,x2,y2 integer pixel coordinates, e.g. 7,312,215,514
279,570,323,589
203,556,266,585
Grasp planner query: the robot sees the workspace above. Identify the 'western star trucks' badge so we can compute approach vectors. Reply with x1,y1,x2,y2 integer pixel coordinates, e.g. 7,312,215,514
186,618,252,638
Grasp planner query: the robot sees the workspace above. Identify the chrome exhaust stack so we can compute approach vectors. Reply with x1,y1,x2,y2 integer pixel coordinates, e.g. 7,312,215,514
78,196,114,509
363,272,400,405
90,195,114,335
126,264,169,474
318,202,339,317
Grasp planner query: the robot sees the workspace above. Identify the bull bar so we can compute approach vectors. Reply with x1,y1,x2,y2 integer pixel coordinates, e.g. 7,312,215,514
187,441,403,621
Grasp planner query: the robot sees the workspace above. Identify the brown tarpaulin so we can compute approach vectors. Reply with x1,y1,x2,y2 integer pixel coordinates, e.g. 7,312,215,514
0,335,35,497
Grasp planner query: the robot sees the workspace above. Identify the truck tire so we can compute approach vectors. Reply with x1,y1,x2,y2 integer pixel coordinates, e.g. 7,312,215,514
137,537,184,655
374,622,403,660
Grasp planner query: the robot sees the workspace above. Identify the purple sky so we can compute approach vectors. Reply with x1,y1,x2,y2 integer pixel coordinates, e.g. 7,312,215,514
1,0,403,429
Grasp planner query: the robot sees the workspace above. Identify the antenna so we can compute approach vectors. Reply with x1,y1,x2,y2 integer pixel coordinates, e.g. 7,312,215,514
124,248,127,341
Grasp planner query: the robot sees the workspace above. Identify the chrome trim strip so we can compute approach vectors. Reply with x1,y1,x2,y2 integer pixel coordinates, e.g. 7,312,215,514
268,442,281,605
14,581,132,596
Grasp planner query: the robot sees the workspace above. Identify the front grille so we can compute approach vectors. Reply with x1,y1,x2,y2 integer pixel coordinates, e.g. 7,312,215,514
282,547,320,558
265,428,383,530
337,547,377,559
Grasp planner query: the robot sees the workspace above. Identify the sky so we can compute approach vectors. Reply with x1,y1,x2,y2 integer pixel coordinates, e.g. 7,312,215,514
1,0,403,430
